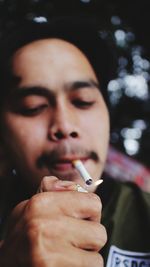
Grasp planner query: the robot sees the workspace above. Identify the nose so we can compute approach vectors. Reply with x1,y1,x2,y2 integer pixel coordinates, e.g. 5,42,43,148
48,104,79,141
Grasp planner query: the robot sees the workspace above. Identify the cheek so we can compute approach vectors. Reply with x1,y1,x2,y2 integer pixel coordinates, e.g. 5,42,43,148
1,115,47,159
80,108,110,159
81,109,109,140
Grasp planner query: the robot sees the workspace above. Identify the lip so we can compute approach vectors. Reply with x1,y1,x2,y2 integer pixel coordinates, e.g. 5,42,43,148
49,157,88,172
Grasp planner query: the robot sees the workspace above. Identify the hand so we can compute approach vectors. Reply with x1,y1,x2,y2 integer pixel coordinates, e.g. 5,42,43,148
0,177,107,267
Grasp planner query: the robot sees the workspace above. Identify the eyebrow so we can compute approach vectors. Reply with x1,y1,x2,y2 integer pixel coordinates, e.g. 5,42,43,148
12,79,100,99
68,79,100,91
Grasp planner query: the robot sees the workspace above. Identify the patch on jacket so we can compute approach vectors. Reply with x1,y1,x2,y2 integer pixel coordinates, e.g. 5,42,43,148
106,245,150,267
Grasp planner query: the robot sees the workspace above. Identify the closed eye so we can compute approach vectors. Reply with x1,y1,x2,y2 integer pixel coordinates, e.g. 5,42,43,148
19,104,49,116
72,99,95,109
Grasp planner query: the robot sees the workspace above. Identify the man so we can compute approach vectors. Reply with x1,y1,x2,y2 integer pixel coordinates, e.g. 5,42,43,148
0,17,150,267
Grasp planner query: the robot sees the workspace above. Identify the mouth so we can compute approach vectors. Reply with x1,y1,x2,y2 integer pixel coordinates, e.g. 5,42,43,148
37,149,99,180
49,157,88,172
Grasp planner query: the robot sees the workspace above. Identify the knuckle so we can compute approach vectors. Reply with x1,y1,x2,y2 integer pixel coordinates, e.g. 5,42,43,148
97,253,104,267
91,223,107,251
88,253,104,267
89,193,102,213
26,192,62,218
26,193,51,214
99,224,107,247
27,194,42,213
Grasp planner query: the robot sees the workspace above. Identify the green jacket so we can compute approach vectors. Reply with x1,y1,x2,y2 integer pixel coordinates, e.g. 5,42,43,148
97,177,150,266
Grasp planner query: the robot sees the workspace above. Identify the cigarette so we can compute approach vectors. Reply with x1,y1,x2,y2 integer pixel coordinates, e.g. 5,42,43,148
72,159,93,185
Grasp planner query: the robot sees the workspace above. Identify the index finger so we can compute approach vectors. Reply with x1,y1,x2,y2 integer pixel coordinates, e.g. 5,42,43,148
31,191,102,222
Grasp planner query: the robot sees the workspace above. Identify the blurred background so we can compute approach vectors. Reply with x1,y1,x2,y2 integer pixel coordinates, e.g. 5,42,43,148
0,0,149,190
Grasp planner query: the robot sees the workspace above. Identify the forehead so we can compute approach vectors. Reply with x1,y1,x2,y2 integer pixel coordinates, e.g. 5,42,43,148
13,38,96,74
11,38,98,90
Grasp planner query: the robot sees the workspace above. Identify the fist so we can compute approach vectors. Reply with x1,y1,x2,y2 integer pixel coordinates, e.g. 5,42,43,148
0,176,107,267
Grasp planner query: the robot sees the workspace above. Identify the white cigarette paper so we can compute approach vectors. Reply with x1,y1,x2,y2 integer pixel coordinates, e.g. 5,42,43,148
72,160,93,185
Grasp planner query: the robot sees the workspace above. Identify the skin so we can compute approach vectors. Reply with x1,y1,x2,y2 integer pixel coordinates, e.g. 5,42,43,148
1,38,109,194
0,38,109,267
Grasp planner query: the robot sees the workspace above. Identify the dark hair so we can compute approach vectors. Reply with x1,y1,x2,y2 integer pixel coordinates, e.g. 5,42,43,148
0,16,116,107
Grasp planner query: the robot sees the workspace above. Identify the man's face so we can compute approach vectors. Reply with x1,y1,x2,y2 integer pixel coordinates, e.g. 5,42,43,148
1,38,110,193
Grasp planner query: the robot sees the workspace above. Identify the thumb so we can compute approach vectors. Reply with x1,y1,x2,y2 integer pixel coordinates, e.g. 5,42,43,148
37,176,79,193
